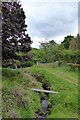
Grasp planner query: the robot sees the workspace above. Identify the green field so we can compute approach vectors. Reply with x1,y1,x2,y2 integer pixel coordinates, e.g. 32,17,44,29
2,64,79,118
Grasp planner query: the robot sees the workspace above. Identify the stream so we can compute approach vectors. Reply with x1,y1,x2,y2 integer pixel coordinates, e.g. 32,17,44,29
36,95,50,119
32,88,58,118
41,97,48,118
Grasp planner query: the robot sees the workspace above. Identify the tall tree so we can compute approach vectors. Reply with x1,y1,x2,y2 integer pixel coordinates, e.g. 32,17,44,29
2,1,32,67
61,35,74,49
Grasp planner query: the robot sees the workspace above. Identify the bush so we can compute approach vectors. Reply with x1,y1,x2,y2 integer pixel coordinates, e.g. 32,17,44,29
66,63,80,70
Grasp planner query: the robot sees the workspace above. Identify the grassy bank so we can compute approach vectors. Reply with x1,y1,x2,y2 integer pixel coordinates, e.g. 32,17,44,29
2,68,42,118
27,64,78,118
2,64,78,118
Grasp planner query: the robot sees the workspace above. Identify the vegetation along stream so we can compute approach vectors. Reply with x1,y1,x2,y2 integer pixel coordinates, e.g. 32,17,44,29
32,72,53,119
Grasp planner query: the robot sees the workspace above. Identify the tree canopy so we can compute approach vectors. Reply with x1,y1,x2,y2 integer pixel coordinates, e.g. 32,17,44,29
30,34,80,65
69,34,80,50
2,1,32,67
61,35,74,49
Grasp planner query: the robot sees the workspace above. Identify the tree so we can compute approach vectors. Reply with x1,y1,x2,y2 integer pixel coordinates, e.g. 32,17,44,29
39,41,49,62
69,34,80,50
39,40,62,63
49,40,56,45
69,34,80,64
61,35,74,49
2,1,32,67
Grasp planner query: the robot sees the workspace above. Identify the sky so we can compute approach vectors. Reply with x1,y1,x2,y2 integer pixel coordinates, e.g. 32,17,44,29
20,0,79,48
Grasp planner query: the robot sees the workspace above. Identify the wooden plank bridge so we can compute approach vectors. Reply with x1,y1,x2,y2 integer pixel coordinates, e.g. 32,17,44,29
31,88,59,94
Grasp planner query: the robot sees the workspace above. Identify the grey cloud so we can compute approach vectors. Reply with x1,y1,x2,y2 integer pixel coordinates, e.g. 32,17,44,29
23,1,78,40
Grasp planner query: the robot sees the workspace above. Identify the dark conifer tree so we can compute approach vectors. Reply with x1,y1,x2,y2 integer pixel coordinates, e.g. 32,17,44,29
2,1,32,67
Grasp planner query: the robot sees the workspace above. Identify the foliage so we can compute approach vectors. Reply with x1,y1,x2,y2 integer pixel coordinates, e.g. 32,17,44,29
28,48,46,64
61,35,74,49
39,40,62,63
69,34,80,50
66,63,80,70
32,34,80,65
2,1,32,67
61,49,76,63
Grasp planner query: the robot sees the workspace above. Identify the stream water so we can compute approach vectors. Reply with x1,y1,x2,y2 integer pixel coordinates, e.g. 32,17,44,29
36,96,49,119
42,98,48,113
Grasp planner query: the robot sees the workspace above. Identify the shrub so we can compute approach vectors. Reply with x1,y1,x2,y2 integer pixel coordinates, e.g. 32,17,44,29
66,63,80,70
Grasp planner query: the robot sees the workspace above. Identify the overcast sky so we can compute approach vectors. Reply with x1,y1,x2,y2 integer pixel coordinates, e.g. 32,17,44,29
20,0,79,48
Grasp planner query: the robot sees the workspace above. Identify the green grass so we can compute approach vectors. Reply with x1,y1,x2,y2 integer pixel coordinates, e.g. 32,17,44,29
39,63,78,85
27,65,78,118
2,68,42,118
2,64,78,118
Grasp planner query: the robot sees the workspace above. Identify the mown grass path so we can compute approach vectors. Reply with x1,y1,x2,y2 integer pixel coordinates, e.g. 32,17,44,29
40,64,78,85
46,68,78,85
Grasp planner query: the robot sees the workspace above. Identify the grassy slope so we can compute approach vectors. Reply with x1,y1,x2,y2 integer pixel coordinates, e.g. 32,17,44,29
2,64,78,118
2,68,42,118
28,64,78,118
